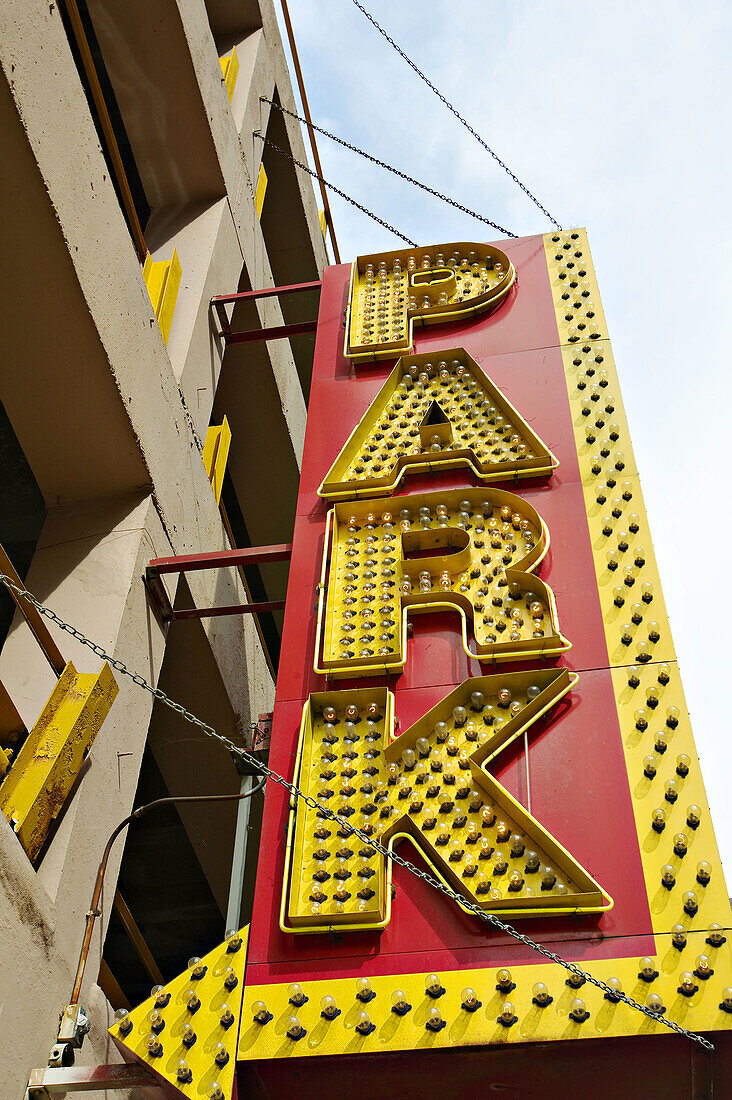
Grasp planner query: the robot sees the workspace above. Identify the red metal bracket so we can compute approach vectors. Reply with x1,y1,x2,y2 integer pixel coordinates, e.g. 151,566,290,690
145,544,292,622
211,280,321,344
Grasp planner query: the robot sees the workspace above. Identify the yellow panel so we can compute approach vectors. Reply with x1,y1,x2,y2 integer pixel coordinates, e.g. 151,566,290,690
240,929,732,1059
583,474,675,666
544,228,609,345
318,348,558,500
345,242,516,362
202,417,232,505
110,927,248,1100
316,488,569,679
143,249,182,346
612,661,729,934
282,672,609,933
255,164,268,219
0,661,118,861
219,45,239,101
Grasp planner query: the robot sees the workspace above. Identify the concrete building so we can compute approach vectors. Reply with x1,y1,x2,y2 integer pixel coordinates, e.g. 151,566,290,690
0,1,325,1095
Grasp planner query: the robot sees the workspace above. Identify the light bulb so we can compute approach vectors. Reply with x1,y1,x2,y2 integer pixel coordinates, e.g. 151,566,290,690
149,1008,164,1031
151,985,168,1007
145,1033,162,1057
696,860,712,885
707,923,725,947
683,890,699,914
532,982,550,1006
320,995,339,1019
425,1004,444,1030
638,957,657,981
219,1003,234,1027
673,832,688,856
391,989,409,1013
181,1022,196,1046
461,986,479,1009
288,983,306,1006
509,833,525,857
188,956,205,979
605,977,623,1002
225,928,242,952
209,1084,225,1100
687,804,702,827
695,954,713,978
676,753,690,776
496,968,513,991
660,864,676,888
286,1017,304,1040
355,1010,373,1035
569,997,588,1021
425,973,443,997
671,924,687,948
498,1001,516,1025
176,1059,192,1083
356,976,373,1001
114,1008,132,1034
252,1000,270,1023
678,971,696,996
213,1042,228,1067
646,992,664,1014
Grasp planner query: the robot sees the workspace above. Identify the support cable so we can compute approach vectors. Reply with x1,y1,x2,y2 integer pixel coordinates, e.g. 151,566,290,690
254,131,416,246
262,98,516,238
0,572,713,1053
350,0,562,230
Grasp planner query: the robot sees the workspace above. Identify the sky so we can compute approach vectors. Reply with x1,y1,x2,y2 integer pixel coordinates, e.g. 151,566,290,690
276,0,732,877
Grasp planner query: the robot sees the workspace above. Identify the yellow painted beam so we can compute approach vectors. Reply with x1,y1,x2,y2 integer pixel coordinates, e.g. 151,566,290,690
0,661,118,861
202,417,232,506
219,46,240,102
143,249,182,346
255,164,268,219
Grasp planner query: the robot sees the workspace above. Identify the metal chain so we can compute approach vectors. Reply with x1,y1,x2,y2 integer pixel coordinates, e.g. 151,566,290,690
254,131,416,246
0,571,713,1052
350,0,562,231
262,97,516,239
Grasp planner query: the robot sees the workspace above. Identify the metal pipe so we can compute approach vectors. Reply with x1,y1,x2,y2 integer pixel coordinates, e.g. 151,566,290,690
226,773,255,931
69,778,265,1007
279,0,341,262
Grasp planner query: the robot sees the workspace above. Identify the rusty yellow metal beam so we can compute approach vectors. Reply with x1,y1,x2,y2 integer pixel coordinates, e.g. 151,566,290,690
0,660,118,860
98,958,130,1012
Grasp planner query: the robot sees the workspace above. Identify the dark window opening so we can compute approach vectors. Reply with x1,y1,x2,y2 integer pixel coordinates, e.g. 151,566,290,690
0,398,46,656
101,746,224,1008
59,0,150,248
220,469,282,670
